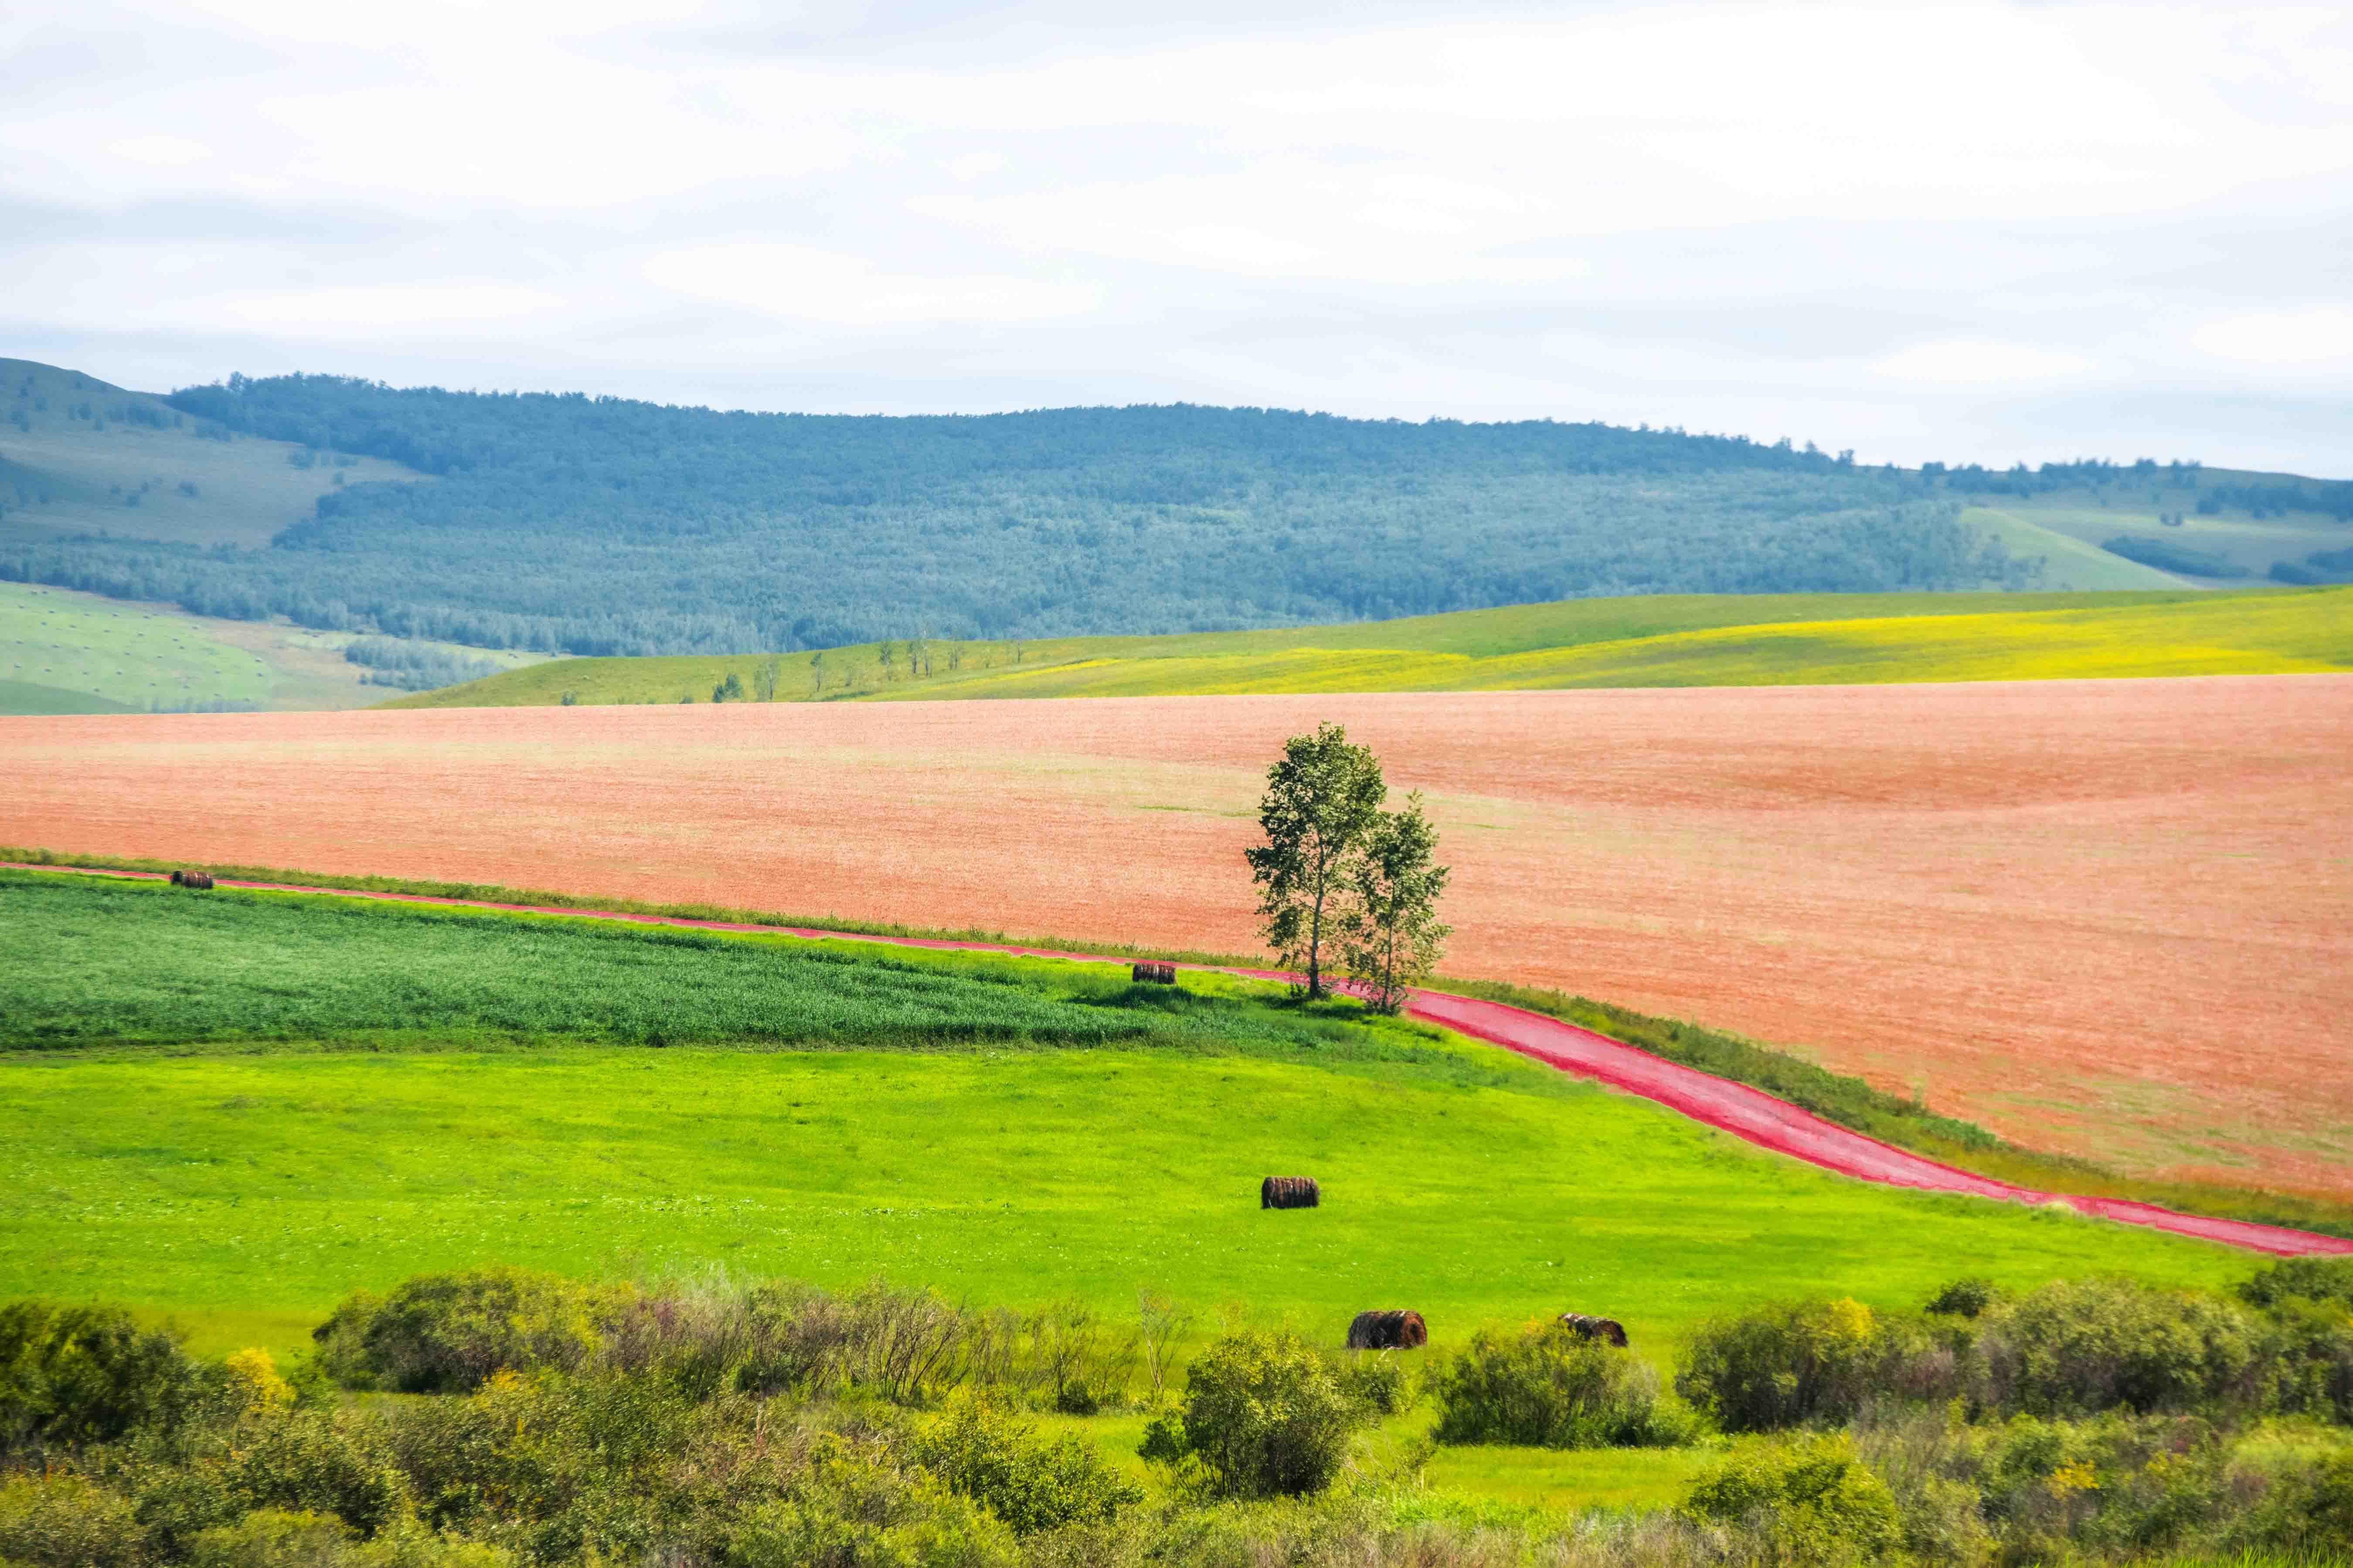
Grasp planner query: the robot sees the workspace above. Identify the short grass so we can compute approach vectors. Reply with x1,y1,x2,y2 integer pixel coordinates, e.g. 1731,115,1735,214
1961,507,2194,591
0,871,2264,1367
0,579,278,711
2004,497,2353,581
0,579,559,714
384,585,2342,708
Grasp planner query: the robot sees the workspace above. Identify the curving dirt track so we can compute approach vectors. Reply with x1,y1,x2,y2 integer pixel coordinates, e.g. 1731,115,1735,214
12,862,2350,1259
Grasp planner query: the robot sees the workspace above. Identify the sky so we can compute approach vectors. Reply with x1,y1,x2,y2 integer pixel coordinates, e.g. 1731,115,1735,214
3,0,2350,473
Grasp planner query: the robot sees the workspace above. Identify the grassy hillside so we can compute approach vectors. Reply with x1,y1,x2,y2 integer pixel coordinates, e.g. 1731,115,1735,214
386,585,2347,707
0,868,2261,1367
0,579,555,715
0,358,425,550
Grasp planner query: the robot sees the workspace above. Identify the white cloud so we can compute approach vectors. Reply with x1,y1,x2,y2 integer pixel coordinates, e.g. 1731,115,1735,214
643,243,1100,324
220,285,568,333
109,134,212,166
1875,341,2095,387
2193,307,2353,367
3,0,2351,468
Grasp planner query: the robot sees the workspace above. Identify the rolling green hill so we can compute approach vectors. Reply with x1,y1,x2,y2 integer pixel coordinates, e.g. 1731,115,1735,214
386,584,2350,707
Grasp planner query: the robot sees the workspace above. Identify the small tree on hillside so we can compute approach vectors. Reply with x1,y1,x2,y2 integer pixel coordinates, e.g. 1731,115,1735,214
753,654,783,702
1335,792,1449,1015
1245,723,1386,1000
809,651,827,697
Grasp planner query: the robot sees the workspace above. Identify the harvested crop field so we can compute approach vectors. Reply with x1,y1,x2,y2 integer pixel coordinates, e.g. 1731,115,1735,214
4,675,2349,1195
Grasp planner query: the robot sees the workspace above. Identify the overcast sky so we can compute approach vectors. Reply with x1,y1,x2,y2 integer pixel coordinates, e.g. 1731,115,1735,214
4,0,2350,472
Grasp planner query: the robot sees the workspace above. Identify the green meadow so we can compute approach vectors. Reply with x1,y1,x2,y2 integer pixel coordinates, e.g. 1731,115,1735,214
386,584,2352,709
0,869,2257,1368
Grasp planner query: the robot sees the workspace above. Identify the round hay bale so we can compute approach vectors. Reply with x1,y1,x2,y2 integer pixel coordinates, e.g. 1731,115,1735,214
169,870,184,886
1260,1176,1320,1209
1557,1313,1629,1347
1347,1310,1427,1350
1130,961,1177,984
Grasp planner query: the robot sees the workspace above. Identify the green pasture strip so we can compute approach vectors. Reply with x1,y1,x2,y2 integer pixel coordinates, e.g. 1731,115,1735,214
379,586,2271,708
12,848,2351,1243
0,843,1261,965
0,1042,2256,1365
0,871,1528,1099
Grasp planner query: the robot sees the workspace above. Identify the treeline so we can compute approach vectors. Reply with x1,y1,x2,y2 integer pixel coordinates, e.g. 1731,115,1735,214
341,637,505,692
1,375,2043,657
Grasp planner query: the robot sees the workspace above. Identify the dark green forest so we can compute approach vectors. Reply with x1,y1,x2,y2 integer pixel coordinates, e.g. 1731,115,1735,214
2,375,2040,655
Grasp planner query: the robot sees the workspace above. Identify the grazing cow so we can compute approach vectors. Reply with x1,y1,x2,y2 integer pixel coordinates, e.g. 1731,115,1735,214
1558,1313,1629,1347
1260,1176,1320,1209
1347,1310,1428,1350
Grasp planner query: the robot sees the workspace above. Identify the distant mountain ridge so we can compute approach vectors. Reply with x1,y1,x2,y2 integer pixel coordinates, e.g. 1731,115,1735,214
3,362,2347,658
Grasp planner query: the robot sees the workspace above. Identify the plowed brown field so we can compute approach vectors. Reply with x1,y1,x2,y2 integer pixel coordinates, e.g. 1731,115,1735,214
6,675,2349,1195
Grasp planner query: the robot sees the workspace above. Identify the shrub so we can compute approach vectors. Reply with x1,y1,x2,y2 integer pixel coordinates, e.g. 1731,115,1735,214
187,1510,518,1568
0,1471,148,1568
2261,1298,2353,1425
911,1393,1141,1534
2234,1447,2353,1560
1431,1323,1684,1448
226,1408,411,1535
313,1269,628,1393
1681,1435,1904,1567
723,1434,1017,1568
1675,1299,1888,1432
1924,1279,2005,1319
1146,1331,1364,1499
0,1300,211,1456
1333,1349,1418,1416
1978,1278,2258,1417
2240,1256,2353,1311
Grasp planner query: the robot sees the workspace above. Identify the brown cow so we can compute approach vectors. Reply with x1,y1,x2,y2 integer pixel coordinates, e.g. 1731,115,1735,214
1347,1310,1428,1350
1558,1313,1629,1347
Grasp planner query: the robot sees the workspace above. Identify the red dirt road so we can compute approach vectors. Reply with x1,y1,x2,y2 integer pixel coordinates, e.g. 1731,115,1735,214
14,861,2349,1258
3,675,2349,1195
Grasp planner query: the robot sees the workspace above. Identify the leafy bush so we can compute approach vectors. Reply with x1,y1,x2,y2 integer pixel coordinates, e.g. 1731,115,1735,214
2258,1298,2353,1425
722,1435,1017,1568
1978,1278,2259,1418
2233,1447,2353,1560
1143,1331,1365,1499
910,1394,1141,1534
1924,1279,2006,1319
1675,1299,1892,1432
1681,1434,1903,1566
0,1470,148,1568
0,1301,212,1456
1431,1323,1686,1448
225,1408,411,1535
2239,1256,2353,1311
314,1269,629,1393
1333,1350,1418,1416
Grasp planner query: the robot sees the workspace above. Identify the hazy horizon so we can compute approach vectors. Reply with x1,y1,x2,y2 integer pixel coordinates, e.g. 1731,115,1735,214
6,0,2350,476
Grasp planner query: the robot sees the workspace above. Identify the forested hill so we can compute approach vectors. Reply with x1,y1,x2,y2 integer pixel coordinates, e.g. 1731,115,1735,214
4,371,2037,655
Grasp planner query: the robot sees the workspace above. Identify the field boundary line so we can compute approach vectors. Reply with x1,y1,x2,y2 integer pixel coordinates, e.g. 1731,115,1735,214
10,860,2349,1259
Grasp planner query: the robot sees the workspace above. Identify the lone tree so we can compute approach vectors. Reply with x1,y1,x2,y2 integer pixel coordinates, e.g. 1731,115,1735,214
1245,723,1387,999
1336,791,1450,1014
